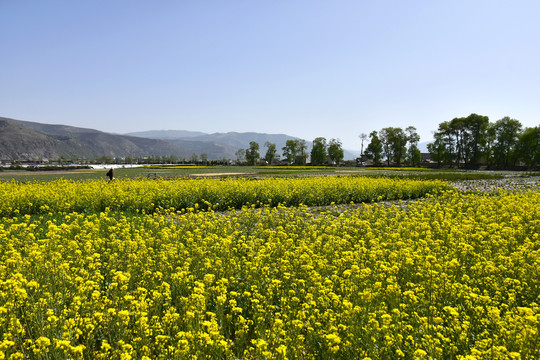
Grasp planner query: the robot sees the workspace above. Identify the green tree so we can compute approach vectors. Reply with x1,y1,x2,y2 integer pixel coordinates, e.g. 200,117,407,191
492,116,522,168
448,117,466,166
389,127,408,165
96,155,114,164
464,113,490,168
430,114,489,168
282,139,298,165
200,153,208,165
358,133,368,165
516,126,540,167
427,135,446,167
429,121,456,167
380,127,407,165
245,141,260,165
264,142,277,165
379,128,392,166
484,123,496,168
448,113,489,167
365,131,383,165
296,139,308,165
405,126,421,166
235,149,246,165
327,138,344,166
282,139,306,165
310,137,327,165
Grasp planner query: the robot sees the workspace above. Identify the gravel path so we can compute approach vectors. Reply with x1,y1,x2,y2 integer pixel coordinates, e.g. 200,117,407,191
450,176,540,192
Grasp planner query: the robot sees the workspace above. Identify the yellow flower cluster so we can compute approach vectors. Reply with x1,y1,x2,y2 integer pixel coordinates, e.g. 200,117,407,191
143,166,216,169
253,166,335,170
367,167,434,171
0,176,448,216
1,185,539,358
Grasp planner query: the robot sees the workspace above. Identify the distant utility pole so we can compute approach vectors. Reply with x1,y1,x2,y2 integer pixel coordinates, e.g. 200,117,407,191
359,133,367,165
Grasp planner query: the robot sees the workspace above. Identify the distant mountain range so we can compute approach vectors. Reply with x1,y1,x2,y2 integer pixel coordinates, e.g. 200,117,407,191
125,130,320,160
2,117,359,161
0,117,185,161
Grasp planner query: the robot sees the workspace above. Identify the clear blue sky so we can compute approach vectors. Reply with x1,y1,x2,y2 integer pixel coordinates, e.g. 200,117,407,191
1,0,539,152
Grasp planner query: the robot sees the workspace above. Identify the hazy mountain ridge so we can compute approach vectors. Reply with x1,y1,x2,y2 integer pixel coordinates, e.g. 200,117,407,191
1,117,359,161
128,130,358,160
127,130,304,159
128,129,207,139
0,117,188,161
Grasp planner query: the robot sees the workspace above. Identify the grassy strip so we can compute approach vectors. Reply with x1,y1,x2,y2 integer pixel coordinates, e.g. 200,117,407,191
362,172,505,181
142,165,217,169
254,166,336,170
366,166,435,171
256,170,336,175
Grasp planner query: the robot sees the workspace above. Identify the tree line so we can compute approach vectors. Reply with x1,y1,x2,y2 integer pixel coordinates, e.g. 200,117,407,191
363,126,422,166
236,138,344,166
427,114,538,169
77,113,537,169
362,114,540,169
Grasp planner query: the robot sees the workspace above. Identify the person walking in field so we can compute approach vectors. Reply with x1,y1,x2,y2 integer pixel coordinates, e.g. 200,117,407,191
106,168,114,181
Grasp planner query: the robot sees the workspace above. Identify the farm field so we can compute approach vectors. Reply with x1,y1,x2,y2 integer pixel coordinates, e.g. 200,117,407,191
0,165,351,183
0,173,539,359
0,165,526,183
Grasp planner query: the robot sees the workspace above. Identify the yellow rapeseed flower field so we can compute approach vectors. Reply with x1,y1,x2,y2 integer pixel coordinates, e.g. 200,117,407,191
0,177,538,359
0,176,448,216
